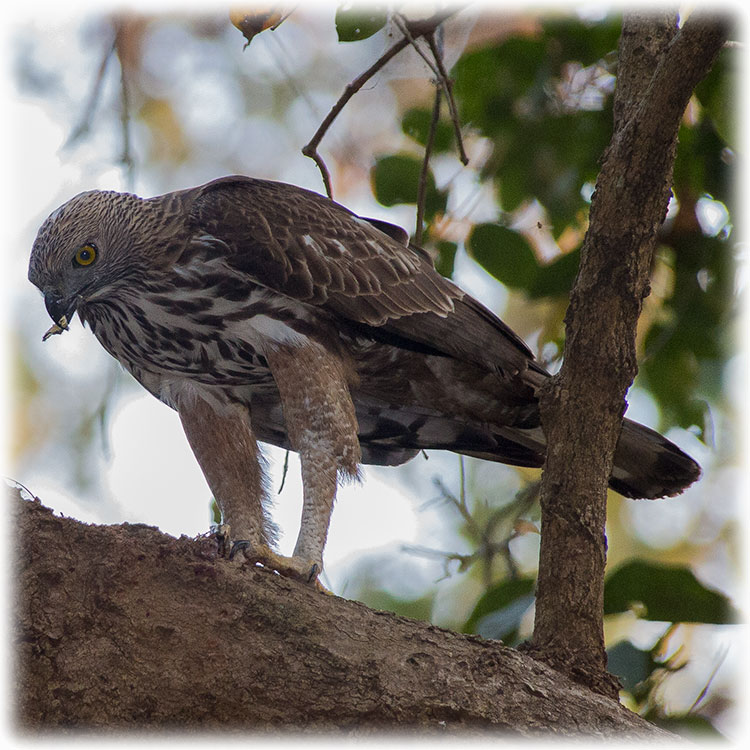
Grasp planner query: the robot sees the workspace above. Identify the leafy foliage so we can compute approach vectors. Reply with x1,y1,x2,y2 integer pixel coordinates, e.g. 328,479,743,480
335,5,387,42
371,154,447,221
462,577,535,644
373,14,737,734
451,20,617,226
603,560,737,624
467,224,537,290
607,634,725,738
401,107,455,153
443,14,733,438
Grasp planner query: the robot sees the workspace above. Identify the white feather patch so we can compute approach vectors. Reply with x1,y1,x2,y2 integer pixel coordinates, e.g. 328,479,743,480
234,314,309,347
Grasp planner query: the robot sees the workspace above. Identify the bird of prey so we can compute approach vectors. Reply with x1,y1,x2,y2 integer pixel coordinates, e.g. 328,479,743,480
29,175,701,582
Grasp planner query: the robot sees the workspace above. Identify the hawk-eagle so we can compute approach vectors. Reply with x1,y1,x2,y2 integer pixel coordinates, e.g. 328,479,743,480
28,176,701,582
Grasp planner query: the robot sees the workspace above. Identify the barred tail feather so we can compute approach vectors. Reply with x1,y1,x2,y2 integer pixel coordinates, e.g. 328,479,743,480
437,419,700,500
355,403,700,500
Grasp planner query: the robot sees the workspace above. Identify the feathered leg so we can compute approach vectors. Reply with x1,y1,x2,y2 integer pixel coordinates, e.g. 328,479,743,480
177,391,275,550
265,340,361,582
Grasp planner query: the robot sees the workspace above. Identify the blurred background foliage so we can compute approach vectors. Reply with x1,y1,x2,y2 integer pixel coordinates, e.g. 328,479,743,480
8,4,742,739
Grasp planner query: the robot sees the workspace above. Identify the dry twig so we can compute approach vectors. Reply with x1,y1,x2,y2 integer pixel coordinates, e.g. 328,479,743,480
426,33,468,165
66,35,117,147
415,87,442,245
302,11,454,199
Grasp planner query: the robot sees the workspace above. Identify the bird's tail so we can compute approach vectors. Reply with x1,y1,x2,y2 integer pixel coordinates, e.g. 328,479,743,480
457,417,700,500
607,419,701,499
355,398,700,499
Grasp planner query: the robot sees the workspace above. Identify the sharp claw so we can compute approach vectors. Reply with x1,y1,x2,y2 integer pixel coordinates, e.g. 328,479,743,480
220,537,324,587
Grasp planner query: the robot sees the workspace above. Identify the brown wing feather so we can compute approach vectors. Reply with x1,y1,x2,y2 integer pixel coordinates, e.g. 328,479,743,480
186,175,534,374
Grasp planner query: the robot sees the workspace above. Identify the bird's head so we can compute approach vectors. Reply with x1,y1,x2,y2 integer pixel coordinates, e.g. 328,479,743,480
28,189,149,341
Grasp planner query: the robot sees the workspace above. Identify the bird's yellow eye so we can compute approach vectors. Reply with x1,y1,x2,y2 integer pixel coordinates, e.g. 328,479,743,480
73,244,97,267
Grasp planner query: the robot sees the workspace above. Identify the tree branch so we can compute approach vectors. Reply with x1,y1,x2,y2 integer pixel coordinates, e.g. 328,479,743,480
114,19,136,188
528,13,729,696
302,11,454,198
415,86,442,245
425,32,468,165
14,491,673,735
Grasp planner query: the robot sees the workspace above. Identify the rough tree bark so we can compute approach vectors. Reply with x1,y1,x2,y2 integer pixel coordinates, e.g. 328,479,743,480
14,491,673,735
528,12,729,697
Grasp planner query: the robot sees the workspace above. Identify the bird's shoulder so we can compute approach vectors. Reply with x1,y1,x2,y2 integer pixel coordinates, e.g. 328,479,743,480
176,175,460,323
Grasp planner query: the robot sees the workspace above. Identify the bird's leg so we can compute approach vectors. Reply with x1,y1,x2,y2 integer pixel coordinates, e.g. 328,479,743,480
177,390,277,555
265,341,361,584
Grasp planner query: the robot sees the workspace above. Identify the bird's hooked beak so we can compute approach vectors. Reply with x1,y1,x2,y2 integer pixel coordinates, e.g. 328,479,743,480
41,292,78,342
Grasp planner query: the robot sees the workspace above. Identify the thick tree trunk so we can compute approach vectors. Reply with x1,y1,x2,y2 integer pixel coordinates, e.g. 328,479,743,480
13,491,670,735
529,13,728,696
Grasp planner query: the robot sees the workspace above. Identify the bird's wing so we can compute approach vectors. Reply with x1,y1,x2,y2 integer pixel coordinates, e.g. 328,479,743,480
185,175,535,374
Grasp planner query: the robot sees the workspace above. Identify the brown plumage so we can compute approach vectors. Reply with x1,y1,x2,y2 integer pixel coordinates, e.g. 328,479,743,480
28,175,701,582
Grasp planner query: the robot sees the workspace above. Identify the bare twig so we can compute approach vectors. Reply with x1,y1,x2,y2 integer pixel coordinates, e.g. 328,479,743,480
65,34,117,147
67,20,135,185
400,543,475,580
302,35,411,198
387,14,469,234
3,477,40,501
431,469,478,537
415,86,442,245
393,15,468,166
116,37,135,189
415,474,541,586
391,14,441,78
302,11,454,198
426,33,468,165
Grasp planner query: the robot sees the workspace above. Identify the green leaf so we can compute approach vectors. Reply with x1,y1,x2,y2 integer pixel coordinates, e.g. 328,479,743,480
210,498,222,525
401,108,454,152
371,154,446,218
528,248,580,298
433,240,457,278
467,224,538,290
335,5,387,42
463,577,535,642
372,155,422,205
453,40,546,137
541,16,621,65
604,560,738,624
606,640,656,693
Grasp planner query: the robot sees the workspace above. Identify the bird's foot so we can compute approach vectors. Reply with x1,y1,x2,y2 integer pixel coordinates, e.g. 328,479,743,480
227,538,327,590
215,525,328,591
